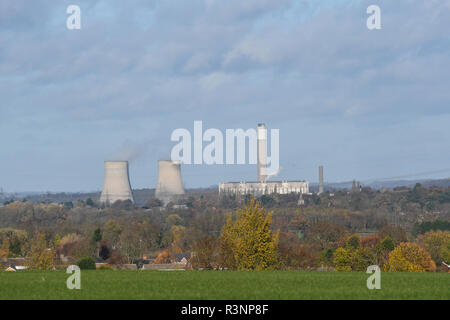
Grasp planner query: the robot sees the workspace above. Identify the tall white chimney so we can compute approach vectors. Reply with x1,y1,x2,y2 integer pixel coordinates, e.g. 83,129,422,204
257,123,268,183
318,165,324,194
100,161,134,205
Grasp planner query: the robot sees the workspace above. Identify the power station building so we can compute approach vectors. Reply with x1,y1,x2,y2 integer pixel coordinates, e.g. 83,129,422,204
219,180,309,196
100,161,134,204
219,123,309,197
155,160,185,205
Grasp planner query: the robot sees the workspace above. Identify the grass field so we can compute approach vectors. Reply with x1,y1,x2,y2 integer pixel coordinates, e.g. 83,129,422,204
0,270,449,300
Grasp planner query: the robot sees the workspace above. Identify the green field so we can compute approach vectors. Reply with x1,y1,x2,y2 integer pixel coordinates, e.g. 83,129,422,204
0,270,448,300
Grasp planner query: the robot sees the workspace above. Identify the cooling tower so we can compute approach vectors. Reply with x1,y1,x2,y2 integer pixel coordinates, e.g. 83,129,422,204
257,123,268,183
155,160,185,204
100,161,134,205
318,165,324,194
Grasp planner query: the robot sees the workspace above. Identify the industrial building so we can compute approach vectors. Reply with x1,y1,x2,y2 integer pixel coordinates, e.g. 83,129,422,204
219,180,309,196
100,161,134,205
219,123,310,197
155,160,185,205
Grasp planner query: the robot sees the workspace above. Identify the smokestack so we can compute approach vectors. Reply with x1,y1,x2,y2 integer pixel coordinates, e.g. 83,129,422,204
257,123,268,183
318,165,324,194
100,161,134,205
155,160,185,205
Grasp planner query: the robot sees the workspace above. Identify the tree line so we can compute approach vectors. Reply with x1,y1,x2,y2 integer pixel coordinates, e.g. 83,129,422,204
0,184,449,271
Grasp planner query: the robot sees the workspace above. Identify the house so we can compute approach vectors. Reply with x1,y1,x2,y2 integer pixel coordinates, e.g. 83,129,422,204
59,255,76,264
1,258,28,271
173,204,188,209
15,266,28,270
173,253,191,265
133,258,151,269
443,262,450,273
8,258,27,267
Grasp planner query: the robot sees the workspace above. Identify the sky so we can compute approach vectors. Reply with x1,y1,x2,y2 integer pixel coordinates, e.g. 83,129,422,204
1,0,450,192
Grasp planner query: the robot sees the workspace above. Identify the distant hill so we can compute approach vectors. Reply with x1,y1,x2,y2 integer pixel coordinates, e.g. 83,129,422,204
310,177,450,192
365,178,450,189
3,178,450,205
1,187,219,206
2,189,155,207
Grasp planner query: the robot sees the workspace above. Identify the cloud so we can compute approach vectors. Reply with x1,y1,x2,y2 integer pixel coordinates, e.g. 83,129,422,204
0,0,449,190
109,139,150,162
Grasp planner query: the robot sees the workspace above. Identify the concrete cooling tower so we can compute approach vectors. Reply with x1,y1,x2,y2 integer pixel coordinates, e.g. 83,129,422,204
100,161,134,205
155,160,185,204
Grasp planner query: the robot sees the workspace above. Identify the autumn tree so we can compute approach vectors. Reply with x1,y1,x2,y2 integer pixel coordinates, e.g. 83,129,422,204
333,247,352,271
350,247,375,271
27,234,55,270
387,242,436,272
118,225,144,263
111,199,134,209
441,243,450,266
413,219,450,236
103,219,123,249
191,236,218,270
360,234,381,250
0,238,10,260
58,233,91,261
155,249,172,264
305,221,349,251
345,234,360,250
144,198,163,208
171,225,187,253
288,215,310,236
218,199,279,270
166,214,183,227
419,230,450,265
376,236,395,268
378,225,408,245
0,228,27,256
277,232,318,269
218,214,237,269
115,221,159,263
333,236,375,271
106,249,126,265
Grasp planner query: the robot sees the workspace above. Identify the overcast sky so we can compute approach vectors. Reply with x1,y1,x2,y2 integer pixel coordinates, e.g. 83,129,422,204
1,0,450,192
